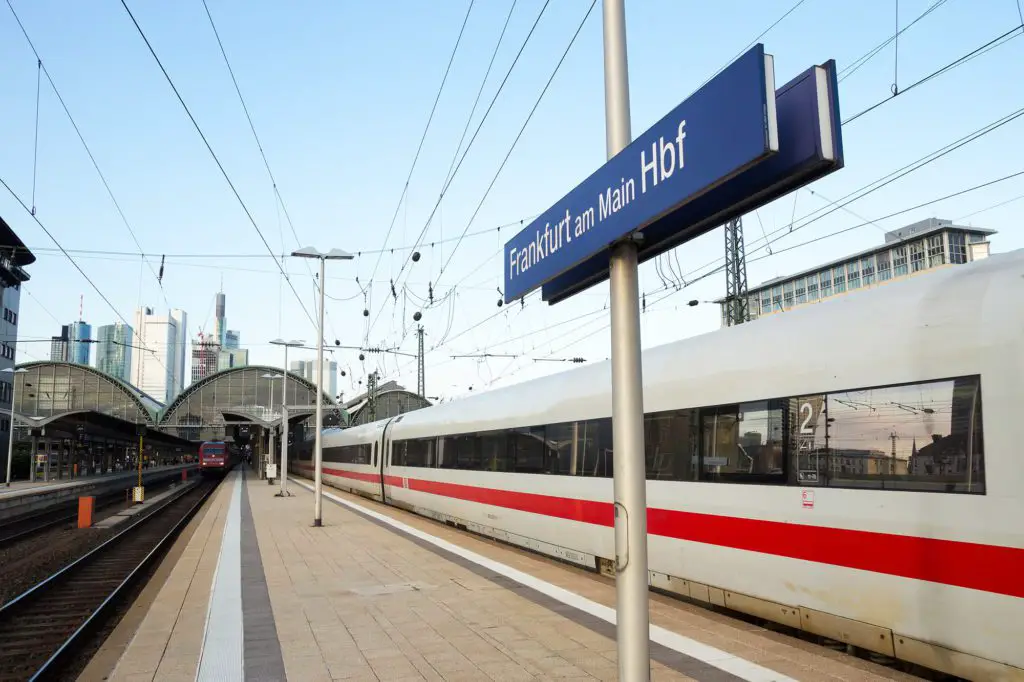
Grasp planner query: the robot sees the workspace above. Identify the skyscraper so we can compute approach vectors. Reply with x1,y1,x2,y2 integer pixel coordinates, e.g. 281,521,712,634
130,306,187,403
289,358,337,399
68,320,91,364
214,291,226,347
224,329,240,349
191,332,220,384
50,325,69,362
95,322,133,382
169,308,187,398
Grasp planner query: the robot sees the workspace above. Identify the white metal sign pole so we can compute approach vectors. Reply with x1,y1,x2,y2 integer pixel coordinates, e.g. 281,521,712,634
603,0,651,679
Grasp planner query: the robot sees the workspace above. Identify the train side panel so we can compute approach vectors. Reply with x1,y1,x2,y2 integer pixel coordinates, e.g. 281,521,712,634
304,252,1024,679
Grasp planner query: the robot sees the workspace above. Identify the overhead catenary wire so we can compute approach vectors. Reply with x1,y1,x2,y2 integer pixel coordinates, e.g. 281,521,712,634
433,0,599,288
365,0,555,338
0,173,162,353
440,0,518,190
5,0,171,310
118,0,317,331
368,0,476,287
14,215,535,262
837,0,950,82
199,0,342,344
843,21,1024,125
695,0,811,90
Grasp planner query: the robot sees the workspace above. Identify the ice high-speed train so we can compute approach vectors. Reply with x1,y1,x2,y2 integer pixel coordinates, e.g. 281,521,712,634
294,250,1024,680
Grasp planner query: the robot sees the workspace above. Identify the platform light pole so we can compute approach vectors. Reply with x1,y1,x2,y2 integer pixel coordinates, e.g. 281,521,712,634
604,1,651,679
261,373,282,481
3,367,27,487
270,339,304,497
290,247,353,527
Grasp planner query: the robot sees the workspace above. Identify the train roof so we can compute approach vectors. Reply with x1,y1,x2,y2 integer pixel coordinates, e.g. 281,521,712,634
336,250,1024,441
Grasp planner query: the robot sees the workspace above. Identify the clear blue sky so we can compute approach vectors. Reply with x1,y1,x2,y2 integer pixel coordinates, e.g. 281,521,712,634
0,0,1021,400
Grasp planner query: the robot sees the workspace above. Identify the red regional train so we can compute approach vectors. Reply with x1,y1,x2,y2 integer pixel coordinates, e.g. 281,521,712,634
294,251,1024,680
198,440,239,477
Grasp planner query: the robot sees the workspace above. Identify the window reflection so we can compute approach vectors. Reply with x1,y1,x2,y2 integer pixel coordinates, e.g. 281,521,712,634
791,377,983,492
701,401,784,481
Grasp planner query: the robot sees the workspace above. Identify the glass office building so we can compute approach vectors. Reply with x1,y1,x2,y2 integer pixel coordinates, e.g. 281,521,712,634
95,322,133,382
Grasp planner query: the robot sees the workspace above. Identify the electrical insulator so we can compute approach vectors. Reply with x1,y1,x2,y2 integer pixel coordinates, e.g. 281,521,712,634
413,311,422,322
411,251,421,262
359,353,365,361
363,309,369,317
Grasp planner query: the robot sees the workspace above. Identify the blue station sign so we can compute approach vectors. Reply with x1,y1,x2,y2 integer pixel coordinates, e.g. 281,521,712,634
542,59,845,304
503,44,779,304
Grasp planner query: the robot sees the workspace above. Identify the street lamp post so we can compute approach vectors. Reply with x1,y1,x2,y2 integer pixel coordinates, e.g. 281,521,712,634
260,373,283,482
270,339,304,498
3,367,27,487
290,246,353,527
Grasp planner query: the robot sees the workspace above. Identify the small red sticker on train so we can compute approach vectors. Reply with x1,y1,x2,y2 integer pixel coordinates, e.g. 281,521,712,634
801,490,815,509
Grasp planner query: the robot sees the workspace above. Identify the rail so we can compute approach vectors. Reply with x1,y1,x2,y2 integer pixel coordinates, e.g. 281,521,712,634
0,478,218,681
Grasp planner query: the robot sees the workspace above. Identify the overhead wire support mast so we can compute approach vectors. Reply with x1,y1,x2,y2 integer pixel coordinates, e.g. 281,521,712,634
723,216,749,327
416,325,426,398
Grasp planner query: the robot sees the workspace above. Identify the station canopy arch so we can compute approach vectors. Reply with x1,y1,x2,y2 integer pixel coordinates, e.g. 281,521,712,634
14,361,163,428
344,380,431,427
158,365,344,442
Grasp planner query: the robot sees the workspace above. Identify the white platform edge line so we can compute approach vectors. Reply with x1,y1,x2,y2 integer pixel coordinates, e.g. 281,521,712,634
196,473,244,682
297,480,796,682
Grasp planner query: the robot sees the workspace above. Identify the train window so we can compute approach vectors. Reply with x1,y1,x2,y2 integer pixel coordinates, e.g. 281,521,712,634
543,423,573,475
789,376,984,494
455,435,481,469
479,431,510,471
402,438,434,467
645,410,698,481
573,418,612,477
511,427,547,473
372,442,377,468
700,400,786,483
392,440,407,466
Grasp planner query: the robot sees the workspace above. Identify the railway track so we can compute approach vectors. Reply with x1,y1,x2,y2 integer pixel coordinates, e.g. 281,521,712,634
0,489,136,549
0,479,217,681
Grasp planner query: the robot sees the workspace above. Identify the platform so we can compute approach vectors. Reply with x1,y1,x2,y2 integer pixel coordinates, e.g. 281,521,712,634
0,464,198,517
102,468,920,681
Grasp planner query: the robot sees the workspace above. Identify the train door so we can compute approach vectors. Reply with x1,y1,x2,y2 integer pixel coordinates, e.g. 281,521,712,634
380,418,396,503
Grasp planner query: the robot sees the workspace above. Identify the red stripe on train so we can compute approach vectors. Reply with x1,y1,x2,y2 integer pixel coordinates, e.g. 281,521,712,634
305,464,1024,599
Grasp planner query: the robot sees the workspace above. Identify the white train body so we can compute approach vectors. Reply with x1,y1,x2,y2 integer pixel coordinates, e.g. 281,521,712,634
295,251,1024,681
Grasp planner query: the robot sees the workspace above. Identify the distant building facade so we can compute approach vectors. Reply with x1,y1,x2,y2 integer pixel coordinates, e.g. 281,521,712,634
217,347,248,372
95,322,133,382
68,320,91,364
0,214,34,451
717,218,994,326
191,336,220,384
290,359,338,398
50,325,69,362
130,306,188,403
